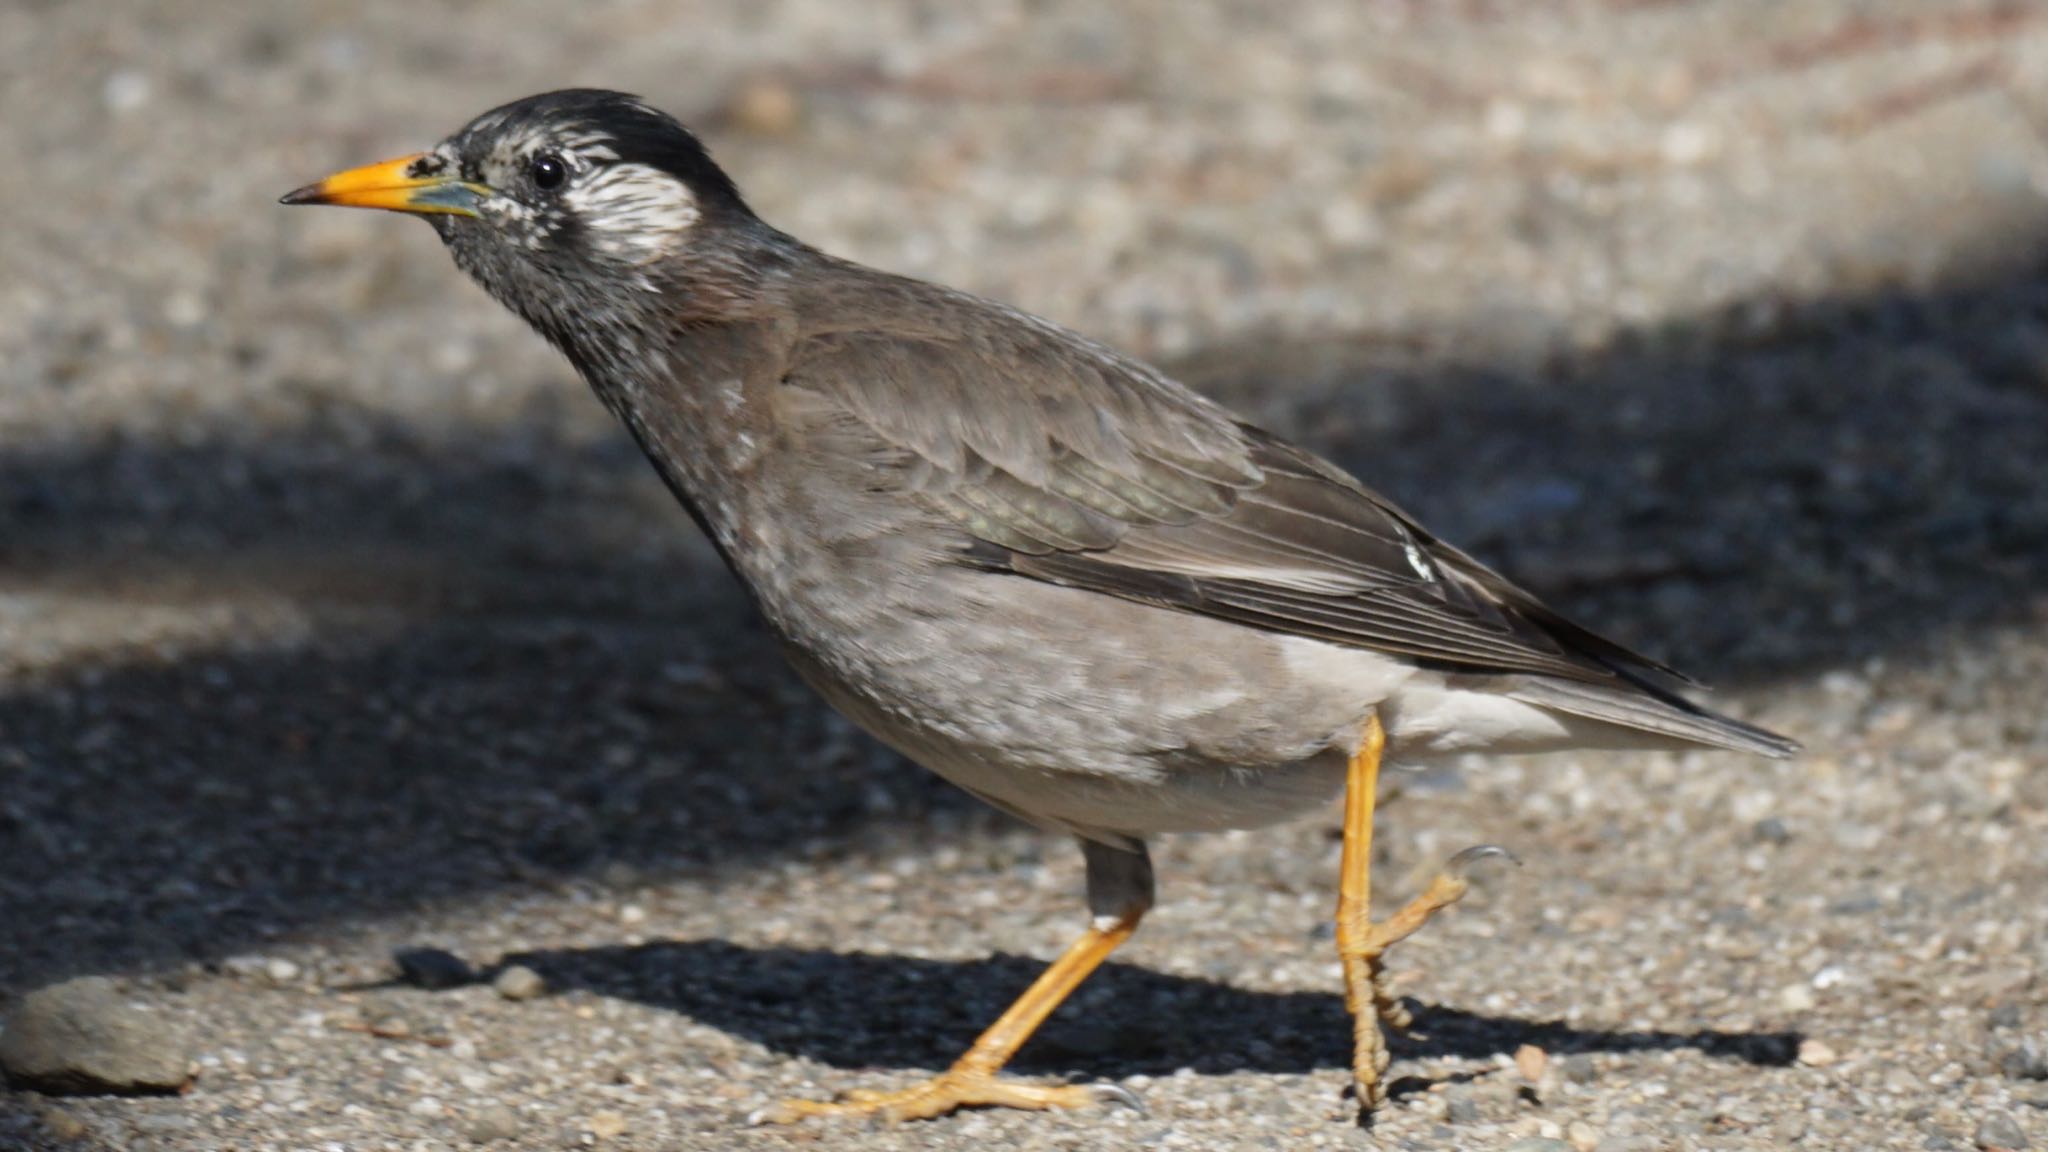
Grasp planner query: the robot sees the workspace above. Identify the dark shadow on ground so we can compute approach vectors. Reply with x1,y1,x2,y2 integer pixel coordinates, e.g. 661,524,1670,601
0,623,1003,994
2,258,2047,994
502,939,1803,1076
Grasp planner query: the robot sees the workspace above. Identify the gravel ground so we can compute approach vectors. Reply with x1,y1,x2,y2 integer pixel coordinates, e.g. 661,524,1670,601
4,1,2048,1149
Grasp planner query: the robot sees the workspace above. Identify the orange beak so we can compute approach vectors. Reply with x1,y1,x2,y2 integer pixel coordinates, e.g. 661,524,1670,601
279,153,487,216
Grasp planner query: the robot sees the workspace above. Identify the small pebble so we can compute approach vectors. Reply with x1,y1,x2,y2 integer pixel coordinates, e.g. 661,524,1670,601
1661,121,1716,165
354,993,444,1043
727,76,801,136
492,965,546,1002
1797,1038,1839,1067
1567,1120,1601,1151
163,292,207,329
38,1106,89,1141
1976,1112,2029,1151
1516,1043,1549,1081
1997,1038,2048,1081
586,1110,628,1140
1559,1053,1599,1083
366,1011,412,1039
265,958,301,985
466,1104,521,1144
1444,1086,1481,1124
1507,1139,1574,1152
0,977,192,1095
220,955,269,981
102,70,150,113
396,948,475,990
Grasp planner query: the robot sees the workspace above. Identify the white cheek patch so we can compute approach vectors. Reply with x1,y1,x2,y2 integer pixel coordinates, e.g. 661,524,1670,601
562,163,700,267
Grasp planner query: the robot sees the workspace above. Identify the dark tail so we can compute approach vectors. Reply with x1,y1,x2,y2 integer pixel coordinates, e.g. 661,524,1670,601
1507,677,1799,759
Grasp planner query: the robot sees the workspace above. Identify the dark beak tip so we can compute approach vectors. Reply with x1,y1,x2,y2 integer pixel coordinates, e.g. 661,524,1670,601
279,183,324,206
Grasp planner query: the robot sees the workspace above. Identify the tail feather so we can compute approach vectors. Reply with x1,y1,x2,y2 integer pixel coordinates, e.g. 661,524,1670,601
1507,677,1798,759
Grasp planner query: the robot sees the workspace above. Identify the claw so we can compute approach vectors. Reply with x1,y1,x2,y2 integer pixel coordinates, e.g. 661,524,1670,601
1444,844,1519,879
1088,1080,1148,1117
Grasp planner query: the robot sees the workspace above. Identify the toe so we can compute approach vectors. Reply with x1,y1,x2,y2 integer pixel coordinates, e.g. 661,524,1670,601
754,1073,1109,1124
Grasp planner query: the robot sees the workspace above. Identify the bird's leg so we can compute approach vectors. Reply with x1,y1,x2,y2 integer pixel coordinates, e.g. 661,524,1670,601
1335,715,1514,1114
759,840,1152,1125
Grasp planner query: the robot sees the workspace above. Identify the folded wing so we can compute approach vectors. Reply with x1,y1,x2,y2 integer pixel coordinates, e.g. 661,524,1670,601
781,306,1793,757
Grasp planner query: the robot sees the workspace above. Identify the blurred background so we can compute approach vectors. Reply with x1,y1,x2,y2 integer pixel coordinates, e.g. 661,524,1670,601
2,2,2045,1149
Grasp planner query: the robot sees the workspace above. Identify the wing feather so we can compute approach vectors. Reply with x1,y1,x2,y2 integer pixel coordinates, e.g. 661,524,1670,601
781,291,1683,689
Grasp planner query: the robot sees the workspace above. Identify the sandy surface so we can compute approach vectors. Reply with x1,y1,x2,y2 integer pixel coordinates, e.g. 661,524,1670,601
3,1,2047,1149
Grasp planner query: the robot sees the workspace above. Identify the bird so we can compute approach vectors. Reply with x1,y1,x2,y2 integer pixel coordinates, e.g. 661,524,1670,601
283,89,1797,1126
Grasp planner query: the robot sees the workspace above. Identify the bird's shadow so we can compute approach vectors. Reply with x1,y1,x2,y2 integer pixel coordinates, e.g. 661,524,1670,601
498,939,1803,1078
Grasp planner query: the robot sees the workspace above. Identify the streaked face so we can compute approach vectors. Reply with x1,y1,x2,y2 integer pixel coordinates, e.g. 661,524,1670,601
283,90,758,364
425,103,705,269
284,92,717,277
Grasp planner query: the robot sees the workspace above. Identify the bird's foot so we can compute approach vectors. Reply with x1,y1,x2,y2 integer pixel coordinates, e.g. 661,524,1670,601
753,1071,1140,1125
1340,844,1519,1110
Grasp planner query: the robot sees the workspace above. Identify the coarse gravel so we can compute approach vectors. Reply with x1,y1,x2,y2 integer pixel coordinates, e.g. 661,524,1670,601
3,1,2047,1150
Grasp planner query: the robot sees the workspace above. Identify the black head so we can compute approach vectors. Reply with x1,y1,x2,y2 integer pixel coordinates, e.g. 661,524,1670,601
285,88,756,270
440,89,749,230
284,90,778,355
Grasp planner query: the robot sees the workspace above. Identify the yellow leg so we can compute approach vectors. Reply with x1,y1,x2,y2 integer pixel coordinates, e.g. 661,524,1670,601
1335,715,1509,1113
757,910,1143,1124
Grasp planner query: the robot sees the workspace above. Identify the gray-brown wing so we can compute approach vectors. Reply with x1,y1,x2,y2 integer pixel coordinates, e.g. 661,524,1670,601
782,321,1677,686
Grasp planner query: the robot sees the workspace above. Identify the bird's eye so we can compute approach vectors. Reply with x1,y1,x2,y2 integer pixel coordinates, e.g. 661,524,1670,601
529,153,568,191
